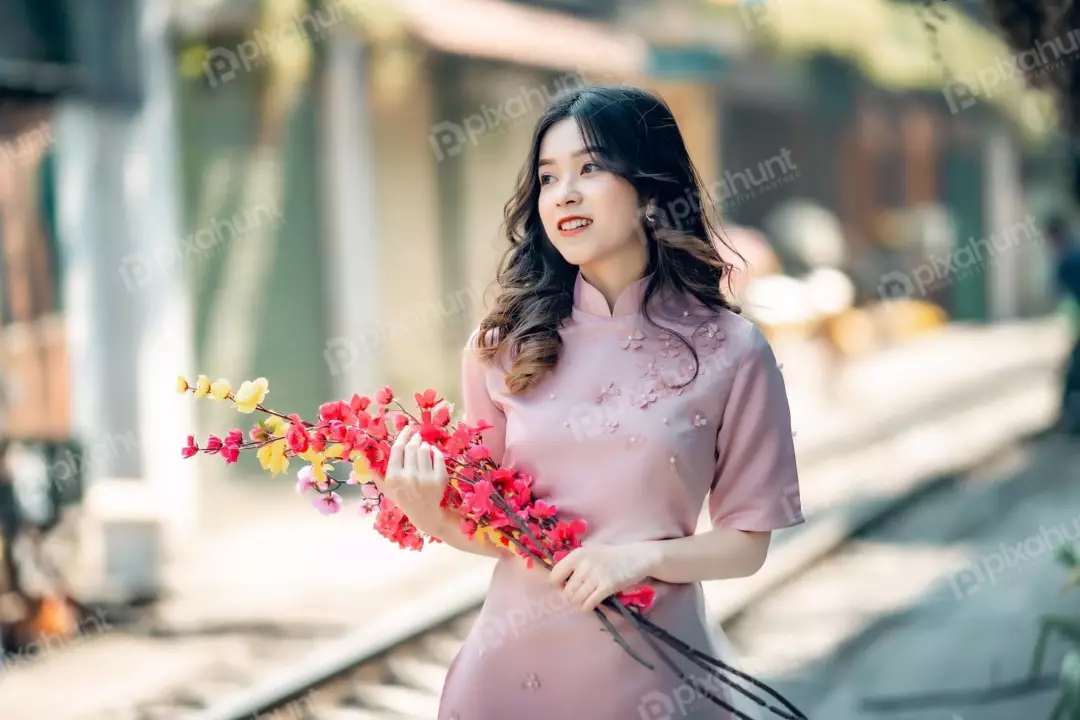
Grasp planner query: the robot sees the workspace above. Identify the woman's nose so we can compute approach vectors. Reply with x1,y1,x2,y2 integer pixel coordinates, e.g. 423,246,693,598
555,179,581,206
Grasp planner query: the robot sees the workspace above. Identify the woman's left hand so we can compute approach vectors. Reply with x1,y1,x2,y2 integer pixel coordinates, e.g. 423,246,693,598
549,542,661,612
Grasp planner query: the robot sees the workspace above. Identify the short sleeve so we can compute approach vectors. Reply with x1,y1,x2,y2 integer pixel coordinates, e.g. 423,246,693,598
709,324,804,531
461,329,506,465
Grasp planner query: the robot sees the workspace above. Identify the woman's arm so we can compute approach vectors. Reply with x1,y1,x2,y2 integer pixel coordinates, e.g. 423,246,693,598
642,527,770,585
439,328,510,560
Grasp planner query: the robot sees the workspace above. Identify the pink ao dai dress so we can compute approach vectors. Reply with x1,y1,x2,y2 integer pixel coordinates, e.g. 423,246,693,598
438,271,804,720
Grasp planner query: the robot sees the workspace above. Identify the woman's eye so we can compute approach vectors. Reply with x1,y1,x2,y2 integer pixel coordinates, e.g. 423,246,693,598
539,173,555,185
582,162,601,174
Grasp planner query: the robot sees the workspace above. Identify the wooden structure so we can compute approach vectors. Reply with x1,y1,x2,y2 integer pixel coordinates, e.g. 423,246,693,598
0,102,69,443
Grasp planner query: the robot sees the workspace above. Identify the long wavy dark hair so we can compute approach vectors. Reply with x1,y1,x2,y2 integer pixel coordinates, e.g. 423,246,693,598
477,84,743,394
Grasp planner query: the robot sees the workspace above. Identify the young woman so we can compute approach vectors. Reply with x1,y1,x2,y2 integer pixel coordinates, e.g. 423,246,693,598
377,85,804,720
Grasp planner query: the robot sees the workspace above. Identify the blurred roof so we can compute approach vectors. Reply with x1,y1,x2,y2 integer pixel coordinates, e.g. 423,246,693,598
171,0,650,76
396,0,648,76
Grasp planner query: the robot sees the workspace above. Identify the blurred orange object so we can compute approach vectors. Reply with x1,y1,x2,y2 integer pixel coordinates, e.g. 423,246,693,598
30,594,78,641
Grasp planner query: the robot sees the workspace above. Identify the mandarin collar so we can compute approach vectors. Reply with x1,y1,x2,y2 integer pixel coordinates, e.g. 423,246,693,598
572,271,652,318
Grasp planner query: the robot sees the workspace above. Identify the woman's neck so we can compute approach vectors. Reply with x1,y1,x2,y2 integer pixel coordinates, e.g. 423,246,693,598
579,256,650,313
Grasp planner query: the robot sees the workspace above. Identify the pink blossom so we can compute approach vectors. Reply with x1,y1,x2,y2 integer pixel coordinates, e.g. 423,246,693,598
296,466,316,495
313,491,343,515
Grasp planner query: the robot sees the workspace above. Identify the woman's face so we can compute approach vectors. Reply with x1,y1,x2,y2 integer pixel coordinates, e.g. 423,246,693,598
536,118,644,269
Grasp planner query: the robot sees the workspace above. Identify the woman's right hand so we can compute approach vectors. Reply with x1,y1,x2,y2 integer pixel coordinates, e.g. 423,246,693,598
374,425,450,534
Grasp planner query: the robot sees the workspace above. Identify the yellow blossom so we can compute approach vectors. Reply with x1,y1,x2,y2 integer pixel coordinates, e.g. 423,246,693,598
325,444,345,459
264,415,286,437
299,449,324,465
210,378,231,400
352,456,372,483
475,526,503,545
176,375,190,394
312,462,333,483
232,377,269,414
194,375,212,398
257,439,289,475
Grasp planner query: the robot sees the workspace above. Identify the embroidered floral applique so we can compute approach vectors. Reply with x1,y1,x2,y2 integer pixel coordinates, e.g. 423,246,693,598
693,414,707,428
634,388,658,409
657,331,684,359
694,322,724,351
603,419,619,433
621,329,645,351
625,434,645,450
640,360,662,379
596,381,621,404
523,673,541,691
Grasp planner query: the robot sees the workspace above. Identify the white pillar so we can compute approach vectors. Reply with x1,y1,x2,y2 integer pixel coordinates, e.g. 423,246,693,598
54,0,196,602
320,31,381,395
983,124,1023,321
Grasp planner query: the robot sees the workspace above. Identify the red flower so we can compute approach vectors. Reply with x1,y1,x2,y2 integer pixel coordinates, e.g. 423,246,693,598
433,405,451,427
392,414,409,432
467,445,491,462
414,389,440,410
351,393,371,413
375,386,394,405
463,479,495,515
618,585,656,612
225,429,244,447
367,417,388,441
319,401,345,422
221,445,240,465
328,420,348,443
205,435,223,454
286,414,310,454
417,421,443,444
181,435,199,459
530,500,557,519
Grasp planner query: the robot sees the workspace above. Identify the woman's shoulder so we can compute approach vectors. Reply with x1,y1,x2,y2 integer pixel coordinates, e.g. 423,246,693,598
659,295,757,337
463,325,510,369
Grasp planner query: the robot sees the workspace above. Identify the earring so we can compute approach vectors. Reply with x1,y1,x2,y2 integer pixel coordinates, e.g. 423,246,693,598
645,204,658,225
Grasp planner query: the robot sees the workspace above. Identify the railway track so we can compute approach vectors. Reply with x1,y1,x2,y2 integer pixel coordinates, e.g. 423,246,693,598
127,577,490,720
